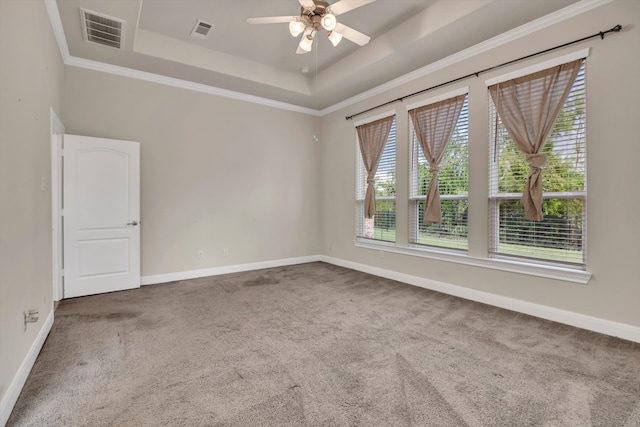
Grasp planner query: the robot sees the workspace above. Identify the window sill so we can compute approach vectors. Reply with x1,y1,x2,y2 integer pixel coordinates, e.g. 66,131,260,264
353,239,591,285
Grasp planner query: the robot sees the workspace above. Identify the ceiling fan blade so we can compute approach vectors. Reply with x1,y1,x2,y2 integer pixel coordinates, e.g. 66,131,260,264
298,0,316,9
329,0,376,16
247,16,298,24
334,22,371,46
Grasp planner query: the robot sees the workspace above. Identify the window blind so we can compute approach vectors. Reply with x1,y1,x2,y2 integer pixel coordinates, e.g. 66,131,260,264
356,119,397,242
409,96,469,250
488,63,586,265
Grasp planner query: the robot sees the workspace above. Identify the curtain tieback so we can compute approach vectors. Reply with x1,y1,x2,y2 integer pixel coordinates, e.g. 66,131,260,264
526,153,547,171
429,166,441,174
366,178,375,185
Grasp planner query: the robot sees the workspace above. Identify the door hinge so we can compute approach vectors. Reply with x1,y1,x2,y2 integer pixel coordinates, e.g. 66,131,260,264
60,209,65,216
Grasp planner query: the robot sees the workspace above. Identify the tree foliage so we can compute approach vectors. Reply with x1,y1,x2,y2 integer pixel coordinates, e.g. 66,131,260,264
493,85,586,253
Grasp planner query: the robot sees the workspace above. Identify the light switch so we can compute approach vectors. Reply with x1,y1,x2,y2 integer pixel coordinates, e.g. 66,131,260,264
40,176,46,191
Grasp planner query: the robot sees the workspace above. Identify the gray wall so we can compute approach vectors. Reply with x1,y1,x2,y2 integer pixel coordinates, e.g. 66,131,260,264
0,0,64,408
62,68,321,277
320,0,640,327
1,0,639,418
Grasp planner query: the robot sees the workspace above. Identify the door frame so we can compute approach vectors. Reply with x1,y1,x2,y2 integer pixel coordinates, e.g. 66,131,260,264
50,108,65,301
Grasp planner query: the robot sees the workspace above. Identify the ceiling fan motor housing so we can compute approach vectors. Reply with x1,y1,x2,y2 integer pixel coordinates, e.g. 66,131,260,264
301,0,331,30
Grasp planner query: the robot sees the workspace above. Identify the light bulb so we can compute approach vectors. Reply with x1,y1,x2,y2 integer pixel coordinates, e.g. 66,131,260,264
328,31,343,47
299,34,314,52
321,13,336,31
289,20,305,37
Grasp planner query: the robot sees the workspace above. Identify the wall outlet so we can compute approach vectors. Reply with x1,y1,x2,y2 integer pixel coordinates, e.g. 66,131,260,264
198,250,204,259
223,248,229,257
24,309,39,330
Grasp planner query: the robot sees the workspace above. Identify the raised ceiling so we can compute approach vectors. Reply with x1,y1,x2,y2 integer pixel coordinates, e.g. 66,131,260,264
55,0,580,110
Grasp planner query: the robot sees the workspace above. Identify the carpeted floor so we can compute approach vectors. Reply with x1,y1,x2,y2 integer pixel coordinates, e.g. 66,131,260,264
8,262,640,426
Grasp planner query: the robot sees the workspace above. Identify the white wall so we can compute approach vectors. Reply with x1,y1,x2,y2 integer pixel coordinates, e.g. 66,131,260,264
0,0,64,419
319,0,640,328
62,67,321,278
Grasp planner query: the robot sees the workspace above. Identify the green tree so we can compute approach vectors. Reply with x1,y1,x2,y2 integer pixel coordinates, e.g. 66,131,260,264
416,125,469,240
494,86,586,252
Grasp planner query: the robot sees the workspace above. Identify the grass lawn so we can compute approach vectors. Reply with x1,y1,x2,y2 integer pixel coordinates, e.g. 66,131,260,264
496,242,583,264
371,228,396,242
371,228,582,264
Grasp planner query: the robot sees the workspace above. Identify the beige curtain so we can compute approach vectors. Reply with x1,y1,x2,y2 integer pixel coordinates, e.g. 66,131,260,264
409,95,466,225
489,59,582,221
356,115,395,219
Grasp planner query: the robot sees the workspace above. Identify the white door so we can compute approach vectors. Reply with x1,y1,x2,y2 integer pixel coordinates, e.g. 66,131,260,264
63,135,140,298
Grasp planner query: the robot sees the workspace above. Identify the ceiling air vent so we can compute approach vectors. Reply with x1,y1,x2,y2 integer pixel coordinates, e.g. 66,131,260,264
80,8,126,49
191,20,214,39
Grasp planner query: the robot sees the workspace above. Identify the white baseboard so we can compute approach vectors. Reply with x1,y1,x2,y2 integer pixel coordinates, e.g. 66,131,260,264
141,255,322,286
3,255,635,427
320,256,640,344
144,254,639,342
0,308,54,427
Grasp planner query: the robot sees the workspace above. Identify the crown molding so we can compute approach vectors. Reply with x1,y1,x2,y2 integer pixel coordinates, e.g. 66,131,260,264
44,0,611,117
43,0,320,116
44,0,70,62
64,56,321,116
320,0,613,116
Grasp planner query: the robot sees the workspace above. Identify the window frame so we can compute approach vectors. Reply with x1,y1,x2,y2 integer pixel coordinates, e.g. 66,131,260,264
486,50,588,268
350,50,592,284
354,110,397,243
407,87,470,252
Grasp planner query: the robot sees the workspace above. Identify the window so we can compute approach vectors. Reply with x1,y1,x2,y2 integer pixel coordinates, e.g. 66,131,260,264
409,95,469,250
356,117,396,242
488,62,586,266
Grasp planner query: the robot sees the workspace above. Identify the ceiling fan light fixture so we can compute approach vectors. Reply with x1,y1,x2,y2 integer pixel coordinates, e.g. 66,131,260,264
299,28,314,53
248,0,374,54
321,13,336,31
328,30,343,46
289,19,305,37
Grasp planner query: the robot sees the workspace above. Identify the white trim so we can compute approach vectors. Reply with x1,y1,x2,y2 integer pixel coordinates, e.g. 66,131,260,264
321,0,610,116
132,0,143,48
0,308,54,426
64,56,321,116
319,256,639,343
353,109,396,127
354,239,591,284
50,109,65,302
141,255,322,285
44,0,610,117
485,48,591,86
43,0,70,62
405,86,469,111
42,0,319,117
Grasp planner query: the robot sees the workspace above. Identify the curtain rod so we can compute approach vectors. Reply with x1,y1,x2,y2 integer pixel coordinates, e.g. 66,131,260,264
345,24,622,121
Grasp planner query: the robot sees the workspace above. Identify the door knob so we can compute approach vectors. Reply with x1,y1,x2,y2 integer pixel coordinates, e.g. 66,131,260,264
127,221,139,226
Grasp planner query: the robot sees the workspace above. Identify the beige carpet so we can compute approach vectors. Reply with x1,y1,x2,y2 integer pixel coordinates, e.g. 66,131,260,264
8,262,640,426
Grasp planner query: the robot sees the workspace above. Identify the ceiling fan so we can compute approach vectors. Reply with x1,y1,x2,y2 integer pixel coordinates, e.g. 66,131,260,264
247,0,374,54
